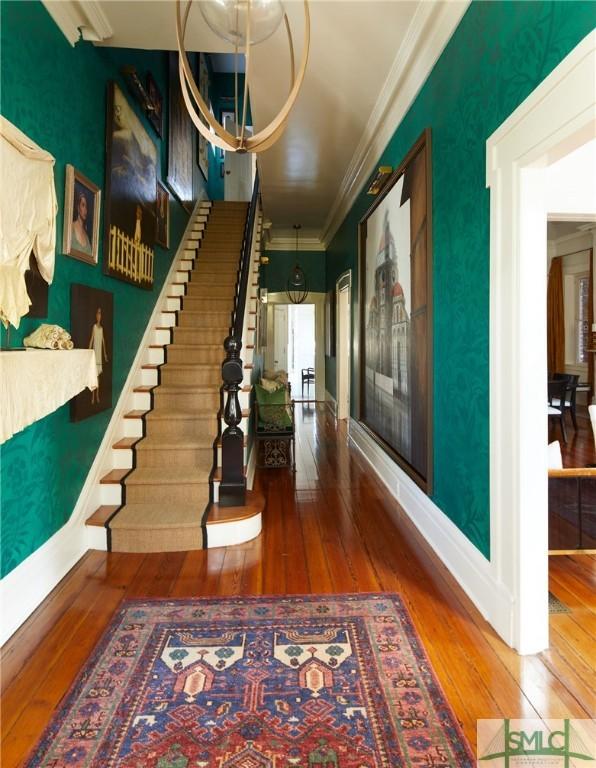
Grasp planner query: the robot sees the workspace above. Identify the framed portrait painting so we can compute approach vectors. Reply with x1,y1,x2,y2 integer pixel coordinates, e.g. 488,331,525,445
63,165,101,265
358,129,432,493
156,181,170,249
70,283,113,422
167,51,193,210
104,81,157,288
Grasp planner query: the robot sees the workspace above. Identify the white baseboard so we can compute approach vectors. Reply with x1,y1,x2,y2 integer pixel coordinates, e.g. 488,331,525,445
348,418,514,648
0,523,87,645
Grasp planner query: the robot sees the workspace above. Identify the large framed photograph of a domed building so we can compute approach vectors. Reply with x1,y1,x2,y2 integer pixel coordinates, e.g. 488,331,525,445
358,130,432,492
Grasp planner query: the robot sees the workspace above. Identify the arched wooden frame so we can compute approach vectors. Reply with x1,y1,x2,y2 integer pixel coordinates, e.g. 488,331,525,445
175,0,310,153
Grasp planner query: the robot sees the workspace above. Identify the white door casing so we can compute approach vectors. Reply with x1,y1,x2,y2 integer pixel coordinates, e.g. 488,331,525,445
273,304,288,372
336,271,352,420
487,31,596,653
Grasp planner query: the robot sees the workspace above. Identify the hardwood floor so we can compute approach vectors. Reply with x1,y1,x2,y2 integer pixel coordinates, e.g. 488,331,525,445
2,405,595,766
549,406,596,466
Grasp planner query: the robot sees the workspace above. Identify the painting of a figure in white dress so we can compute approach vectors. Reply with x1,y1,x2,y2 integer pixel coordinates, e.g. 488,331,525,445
359,131,432,492
70,284,113,421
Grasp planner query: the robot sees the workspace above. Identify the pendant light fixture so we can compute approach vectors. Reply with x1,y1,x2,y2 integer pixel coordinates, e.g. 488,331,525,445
175,0,310,154
287,224,308,304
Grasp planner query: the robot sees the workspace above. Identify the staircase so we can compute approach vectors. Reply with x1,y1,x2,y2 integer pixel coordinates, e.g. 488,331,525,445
85,200,263,552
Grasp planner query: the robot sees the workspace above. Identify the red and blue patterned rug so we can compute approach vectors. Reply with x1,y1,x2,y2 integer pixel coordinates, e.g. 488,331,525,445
25,593,473,766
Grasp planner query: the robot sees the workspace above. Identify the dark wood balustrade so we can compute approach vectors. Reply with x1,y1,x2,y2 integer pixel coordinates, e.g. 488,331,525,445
219,174,260,507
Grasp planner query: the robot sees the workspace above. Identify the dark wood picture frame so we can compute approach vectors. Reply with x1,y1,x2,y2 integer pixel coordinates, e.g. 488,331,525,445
146,71,164,138
357,129,433,493
156,181,170,249
104,81,157,289
167,52,194,210
70,283,113,422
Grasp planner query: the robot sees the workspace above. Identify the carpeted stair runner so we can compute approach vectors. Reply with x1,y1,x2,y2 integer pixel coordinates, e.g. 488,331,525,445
108,201,248,552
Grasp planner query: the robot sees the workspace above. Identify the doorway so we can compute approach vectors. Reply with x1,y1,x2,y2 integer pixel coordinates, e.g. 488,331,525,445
287,304,316,399
336,272,352,420
487,31,596,653
223,117,255,201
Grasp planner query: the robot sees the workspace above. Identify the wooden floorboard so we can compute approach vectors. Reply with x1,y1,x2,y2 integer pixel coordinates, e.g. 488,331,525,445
2,404,595,766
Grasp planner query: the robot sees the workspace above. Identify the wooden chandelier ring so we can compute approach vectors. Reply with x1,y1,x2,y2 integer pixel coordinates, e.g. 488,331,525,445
176,0,238,146
175,0,309,153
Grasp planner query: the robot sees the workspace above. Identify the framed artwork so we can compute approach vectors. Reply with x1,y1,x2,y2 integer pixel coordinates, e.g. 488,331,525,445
104,81,157,288
70,283,113,422
358,129,432,493
167,51,193,210
156,181,170,249
146,72,163,138
325,288,336,357
196,52,210,181
63,164,101,265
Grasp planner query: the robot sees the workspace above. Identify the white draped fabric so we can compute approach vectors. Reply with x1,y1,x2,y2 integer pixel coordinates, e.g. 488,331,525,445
0,350,98,444
0,116,57,329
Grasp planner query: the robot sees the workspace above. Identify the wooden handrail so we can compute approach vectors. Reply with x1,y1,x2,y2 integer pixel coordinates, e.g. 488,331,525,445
219,174,260,507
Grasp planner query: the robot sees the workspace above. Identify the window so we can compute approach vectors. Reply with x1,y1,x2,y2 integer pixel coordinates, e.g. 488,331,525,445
576,274,590,364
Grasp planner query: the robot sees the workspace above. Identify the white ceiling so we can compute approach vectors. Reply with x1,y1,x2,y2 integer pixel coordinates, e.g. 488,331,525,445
43,0,469,247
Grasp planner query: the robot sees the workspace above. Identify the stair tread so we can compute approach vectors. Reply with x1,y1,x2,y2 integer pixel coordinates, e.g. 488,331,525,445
146,408,219,420
124,410,148,418
155,384,220,393
124,467,211,485
133,385,155,393
86,505,120,526
109,502,209,530
162,362,220,369
100,469,129,484
113,437,139,449
135,437,214,450
207,491,265,526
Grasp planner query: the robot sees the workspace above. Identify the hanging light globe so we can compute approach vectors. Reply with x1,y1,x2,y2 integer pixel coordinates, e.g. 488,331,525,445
175,0,310,154
199,0,285,46
286,225,309,304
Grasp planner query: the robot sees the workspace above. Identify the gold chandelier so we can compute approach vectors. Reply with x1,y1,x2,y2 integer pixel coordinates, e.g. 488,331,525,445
175,0,310,154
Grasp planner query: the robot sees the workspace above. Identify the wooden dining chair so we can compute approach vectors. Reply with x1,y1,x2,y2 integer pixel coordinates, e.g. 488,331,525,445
548,379,568,443
551,372,579,429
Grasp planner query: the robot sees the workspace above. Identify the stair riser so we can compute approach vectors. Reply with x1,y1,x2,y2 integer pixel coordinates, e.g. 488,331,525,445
178,314,231,329
194,259,239,270
124,417,144,438
141,368,159,387
182,298,233,312
145,418,219,441
185,285,235,298
167,348,224,365
153,391,221,410
173,328,227,345
169,283,186,297
147,347,165,365
160,368,221,387
110,527,204,554
135,447,214,469
125,483,208,505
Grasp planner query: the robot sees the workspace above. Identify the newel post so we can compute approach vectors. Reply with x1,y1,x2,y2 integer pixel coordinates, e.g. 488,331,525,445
219,335,246,506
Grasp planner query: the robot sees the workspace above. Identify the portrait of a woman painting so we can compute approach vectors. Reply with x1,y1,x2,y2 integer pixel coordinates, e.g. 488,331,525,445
63,165,101,265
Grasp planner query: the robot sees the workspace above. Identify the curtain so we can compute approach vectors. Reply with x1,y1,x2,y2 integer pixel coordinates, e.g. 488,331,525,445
589,248,594,397
547,256,565,374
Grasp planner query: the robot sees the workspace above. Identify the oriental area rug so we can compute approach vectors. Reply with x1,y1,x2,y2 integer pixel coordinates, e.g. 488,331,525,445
25,593,474,767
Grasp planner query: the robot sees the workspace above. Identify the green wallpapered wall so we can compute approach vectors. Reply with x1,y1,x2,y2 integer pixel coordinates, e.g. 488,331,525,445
325,1,596,559
260,250,326,295
0,0,206,578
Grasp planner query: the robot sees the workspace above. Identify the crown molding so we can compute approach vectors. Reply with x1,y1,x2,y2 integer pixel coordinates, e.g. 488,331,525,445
42,1,113,46
320,0,470,248
266,236,326,252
